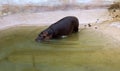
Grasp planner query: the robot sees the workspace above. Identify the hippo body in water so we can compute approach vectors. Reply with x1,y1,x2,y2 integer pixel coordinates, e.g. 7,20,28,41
35,16,79,42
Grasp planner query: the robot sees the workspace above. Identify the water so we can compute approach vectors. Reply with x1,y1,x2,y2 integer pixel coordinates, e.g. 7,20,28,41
0,26,120,71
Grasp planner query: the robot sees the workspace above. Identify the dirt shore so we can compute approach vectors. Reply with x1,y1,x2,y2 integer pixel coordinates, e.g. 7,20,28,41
0,9,110,29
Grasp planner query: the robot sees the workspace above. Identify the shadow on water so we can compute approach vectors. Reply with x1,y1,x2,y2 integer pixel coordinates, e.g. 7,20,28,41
0,26,120,71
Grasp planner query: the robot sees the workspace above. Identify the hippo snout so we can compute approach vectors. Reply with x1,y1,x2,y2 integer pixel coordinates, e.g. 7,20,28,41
35,37,43,42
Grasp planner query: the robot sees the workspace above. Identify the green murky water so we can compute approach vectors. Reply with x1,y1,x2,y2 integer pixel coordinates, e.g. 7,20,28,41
0,26,120,71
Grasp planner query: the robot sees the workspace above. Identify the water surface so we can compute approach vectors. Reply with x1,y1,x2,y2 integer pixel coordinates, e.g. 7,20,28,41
0,26,120,71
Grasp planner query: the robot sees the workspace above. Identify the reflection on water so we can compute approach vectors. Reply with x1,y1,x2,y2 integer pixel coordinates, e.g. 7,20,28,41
0,26,120,71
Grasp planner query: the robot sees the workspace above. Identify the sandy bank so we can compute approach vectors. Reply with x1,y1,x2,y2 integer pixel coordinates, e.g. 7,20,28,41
0,9,110,30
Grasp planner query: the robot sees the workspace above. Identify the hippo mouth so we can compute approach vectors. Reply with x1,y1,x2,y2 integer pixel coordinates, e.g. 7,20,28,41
35,37,44,42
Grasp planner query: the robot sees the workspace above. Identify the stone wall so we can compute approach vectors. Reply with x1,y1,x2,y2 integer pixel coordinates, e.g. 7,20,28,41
0,0,113,17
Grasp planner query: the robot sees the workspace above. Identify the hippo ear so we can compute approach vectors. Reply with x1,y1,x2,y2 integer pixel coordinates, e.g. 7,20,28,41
48,30,54,35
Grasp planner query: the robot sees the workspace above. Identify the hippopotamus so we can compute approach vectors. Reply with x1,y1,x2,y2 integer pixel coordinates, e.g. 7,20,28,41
35,16,79,42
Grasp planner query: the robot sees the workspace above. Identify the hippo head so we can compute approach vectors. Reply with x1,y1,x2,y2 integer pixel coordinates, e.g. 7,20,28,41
35,31,52,42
